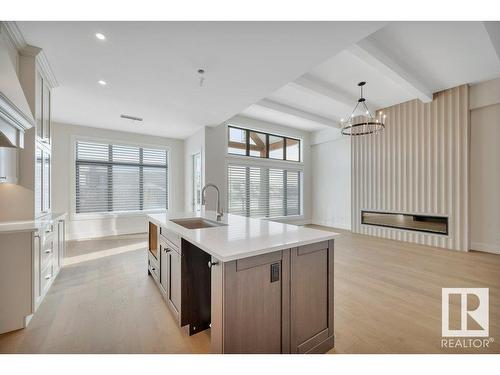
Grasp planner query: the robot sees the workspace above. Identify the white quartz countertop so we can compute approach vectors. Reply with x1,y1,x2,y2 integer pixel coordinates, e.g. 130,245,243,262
147,211,340,262
0,212,67,233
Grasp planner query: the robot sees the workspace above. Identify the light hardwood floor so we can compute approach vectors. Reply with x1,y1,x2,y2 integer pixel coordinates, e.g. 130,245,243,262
0,229,498,354
0,234,209,353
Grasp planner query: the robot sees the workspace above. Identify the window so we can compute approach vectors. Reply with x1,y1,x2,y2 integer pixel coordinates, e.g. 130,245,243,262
75,140,168,214
227,126,301,162
192,152,202,213
228,165,301,218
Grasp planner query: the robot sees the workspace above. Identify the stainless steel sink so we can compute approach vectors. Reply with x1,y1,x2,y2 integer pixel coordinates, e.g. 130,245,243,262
170,217,227,229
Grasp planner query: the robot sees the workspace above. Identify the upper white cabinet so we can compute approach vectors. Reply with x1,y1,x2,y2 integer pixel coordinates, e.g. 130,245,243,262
18,48,54,218
41,78,51,145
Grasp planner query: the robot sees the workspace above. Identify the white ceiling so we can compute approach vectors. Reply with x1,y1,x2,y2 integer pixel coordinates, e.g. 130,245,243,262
242,21,500,132
16,21,385,139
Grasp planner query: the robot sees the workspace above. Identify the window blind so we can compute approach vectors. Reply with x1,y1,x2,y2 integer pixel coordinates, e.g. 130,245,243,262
75,141,168,214
228,164,301,218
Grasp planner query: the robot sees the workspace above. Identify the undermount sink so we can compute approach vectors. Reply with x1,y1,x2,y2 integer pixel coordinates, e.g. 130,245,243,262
170,217,227,230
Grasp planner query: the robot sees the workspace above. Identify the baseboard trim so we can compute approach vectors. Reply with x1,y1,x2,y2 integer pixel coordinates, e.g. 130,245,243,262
470,241,500,255
311,220,351,231
68,230,147,241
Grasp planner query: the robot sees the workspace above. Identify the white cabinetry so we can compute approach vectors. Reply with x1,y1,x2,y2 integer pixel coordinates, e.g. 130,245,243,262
0,216,66,334
18,47,53,219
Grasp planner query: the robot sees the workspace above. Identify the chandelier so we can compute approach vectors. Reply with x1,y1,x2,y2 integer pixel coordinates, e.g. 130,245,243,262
340,82,385,136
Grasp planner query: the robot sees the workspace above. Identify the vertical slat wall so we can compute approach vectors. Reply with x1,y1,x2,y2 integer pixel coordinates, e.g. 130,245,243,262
351,85,469,251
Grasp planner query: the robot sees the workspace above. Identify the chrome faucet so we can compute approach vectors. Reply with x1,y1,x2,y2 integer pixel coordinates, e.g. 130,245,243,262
201,183,224,221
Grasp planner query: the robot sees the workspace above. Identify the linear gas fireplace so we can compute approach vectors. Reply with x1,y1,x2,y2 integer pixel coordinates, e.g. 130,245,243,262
361,211,448,235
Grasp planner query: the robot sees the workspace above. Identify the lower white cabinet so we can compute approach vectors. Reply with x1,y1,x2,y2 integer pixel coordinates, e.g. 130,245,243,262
34,219,64,310
0,215,66,334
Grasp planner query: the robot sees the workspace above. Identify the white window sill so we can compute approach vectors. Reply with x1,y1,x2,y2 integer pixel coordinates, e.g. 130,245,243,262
71,209,167,221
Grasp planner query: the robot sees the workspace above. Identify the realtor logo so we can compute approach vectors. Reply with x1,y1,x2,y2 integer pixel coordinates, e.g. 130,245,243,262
442,288,489,337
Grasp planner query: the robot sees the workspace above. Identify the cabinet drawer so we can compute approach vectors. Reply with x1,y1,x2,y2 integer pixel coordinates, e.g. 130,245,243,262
160,236,180,255
41,263,54,294
40,236,55,270
148,255,159,280
160,227,181,249
39,223,55,245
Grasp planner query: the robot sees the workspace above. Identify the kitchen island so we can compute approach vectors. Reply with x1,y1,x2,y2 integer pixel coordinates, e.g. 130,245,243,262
147,211,339,354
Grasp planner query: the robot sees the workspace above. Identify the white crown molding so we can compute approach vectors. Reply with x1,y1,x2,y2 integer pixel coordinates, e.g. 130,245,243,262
0,92,35,132
1,21,59,88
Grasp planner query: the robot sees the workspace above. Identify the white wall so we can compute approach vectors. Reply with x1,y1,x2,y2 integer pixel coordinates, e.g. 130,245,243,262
52,122,184,240
184,127,205,212
311,130,351,230
470,79,500,254
204,115,313,223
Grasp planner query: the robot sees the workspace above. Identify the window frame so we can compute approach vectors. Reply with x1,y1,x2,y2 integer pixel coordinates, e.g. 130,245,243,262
227,163,302,219
227,125,302,163
71,136,170,220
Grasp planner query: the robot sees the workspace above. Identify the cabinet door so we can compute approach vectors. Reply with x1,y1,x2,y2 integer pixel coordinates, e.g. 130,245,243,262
290,240,334,353
57,220,65,269
167,249,181,318
160,244,169,293
42,150,51,213
52,223,60,275
223,251,289,354
36,71,43,139
42,82,51,144
33,233,42,307
35,146,43,216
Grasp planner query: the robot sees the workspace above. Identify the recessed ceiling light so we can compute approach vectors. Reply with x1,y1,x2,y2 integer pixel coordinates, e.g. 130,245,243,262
95,33,106,40
98,80,107,86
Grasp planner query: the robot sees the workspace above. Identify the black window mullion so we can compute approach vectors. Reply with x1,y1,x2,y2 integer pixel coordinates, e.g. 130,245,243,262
265,134,269,158
245,129,250,156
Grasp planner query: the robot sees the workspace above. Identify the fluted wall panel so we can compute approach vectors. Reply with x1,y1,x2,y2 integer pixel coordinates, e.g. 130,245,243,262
351,85,469,251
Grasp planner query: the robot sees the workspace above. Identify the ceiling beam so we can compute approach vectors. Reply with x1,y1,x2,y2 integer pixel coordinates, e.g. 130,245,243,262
290,74,357,108
483,21,500,62
256,99,340,128
349,39,433,103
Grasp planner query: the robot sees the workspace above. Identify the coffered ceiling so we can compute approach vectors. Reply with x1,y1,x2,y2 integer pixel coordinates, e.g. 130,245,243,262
240,21,500,132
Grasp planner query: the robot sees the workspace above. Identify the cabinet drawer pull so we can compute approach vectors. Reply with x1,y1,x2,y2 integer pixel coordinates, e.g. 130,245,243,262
45,274,52,280
44,249,52,254
151,267,156,271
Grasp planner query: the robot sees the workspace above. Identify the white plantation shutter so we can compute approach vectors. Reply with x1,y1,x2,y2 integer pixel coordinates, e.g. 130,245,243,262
228,164,301,218
75,141,168,213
